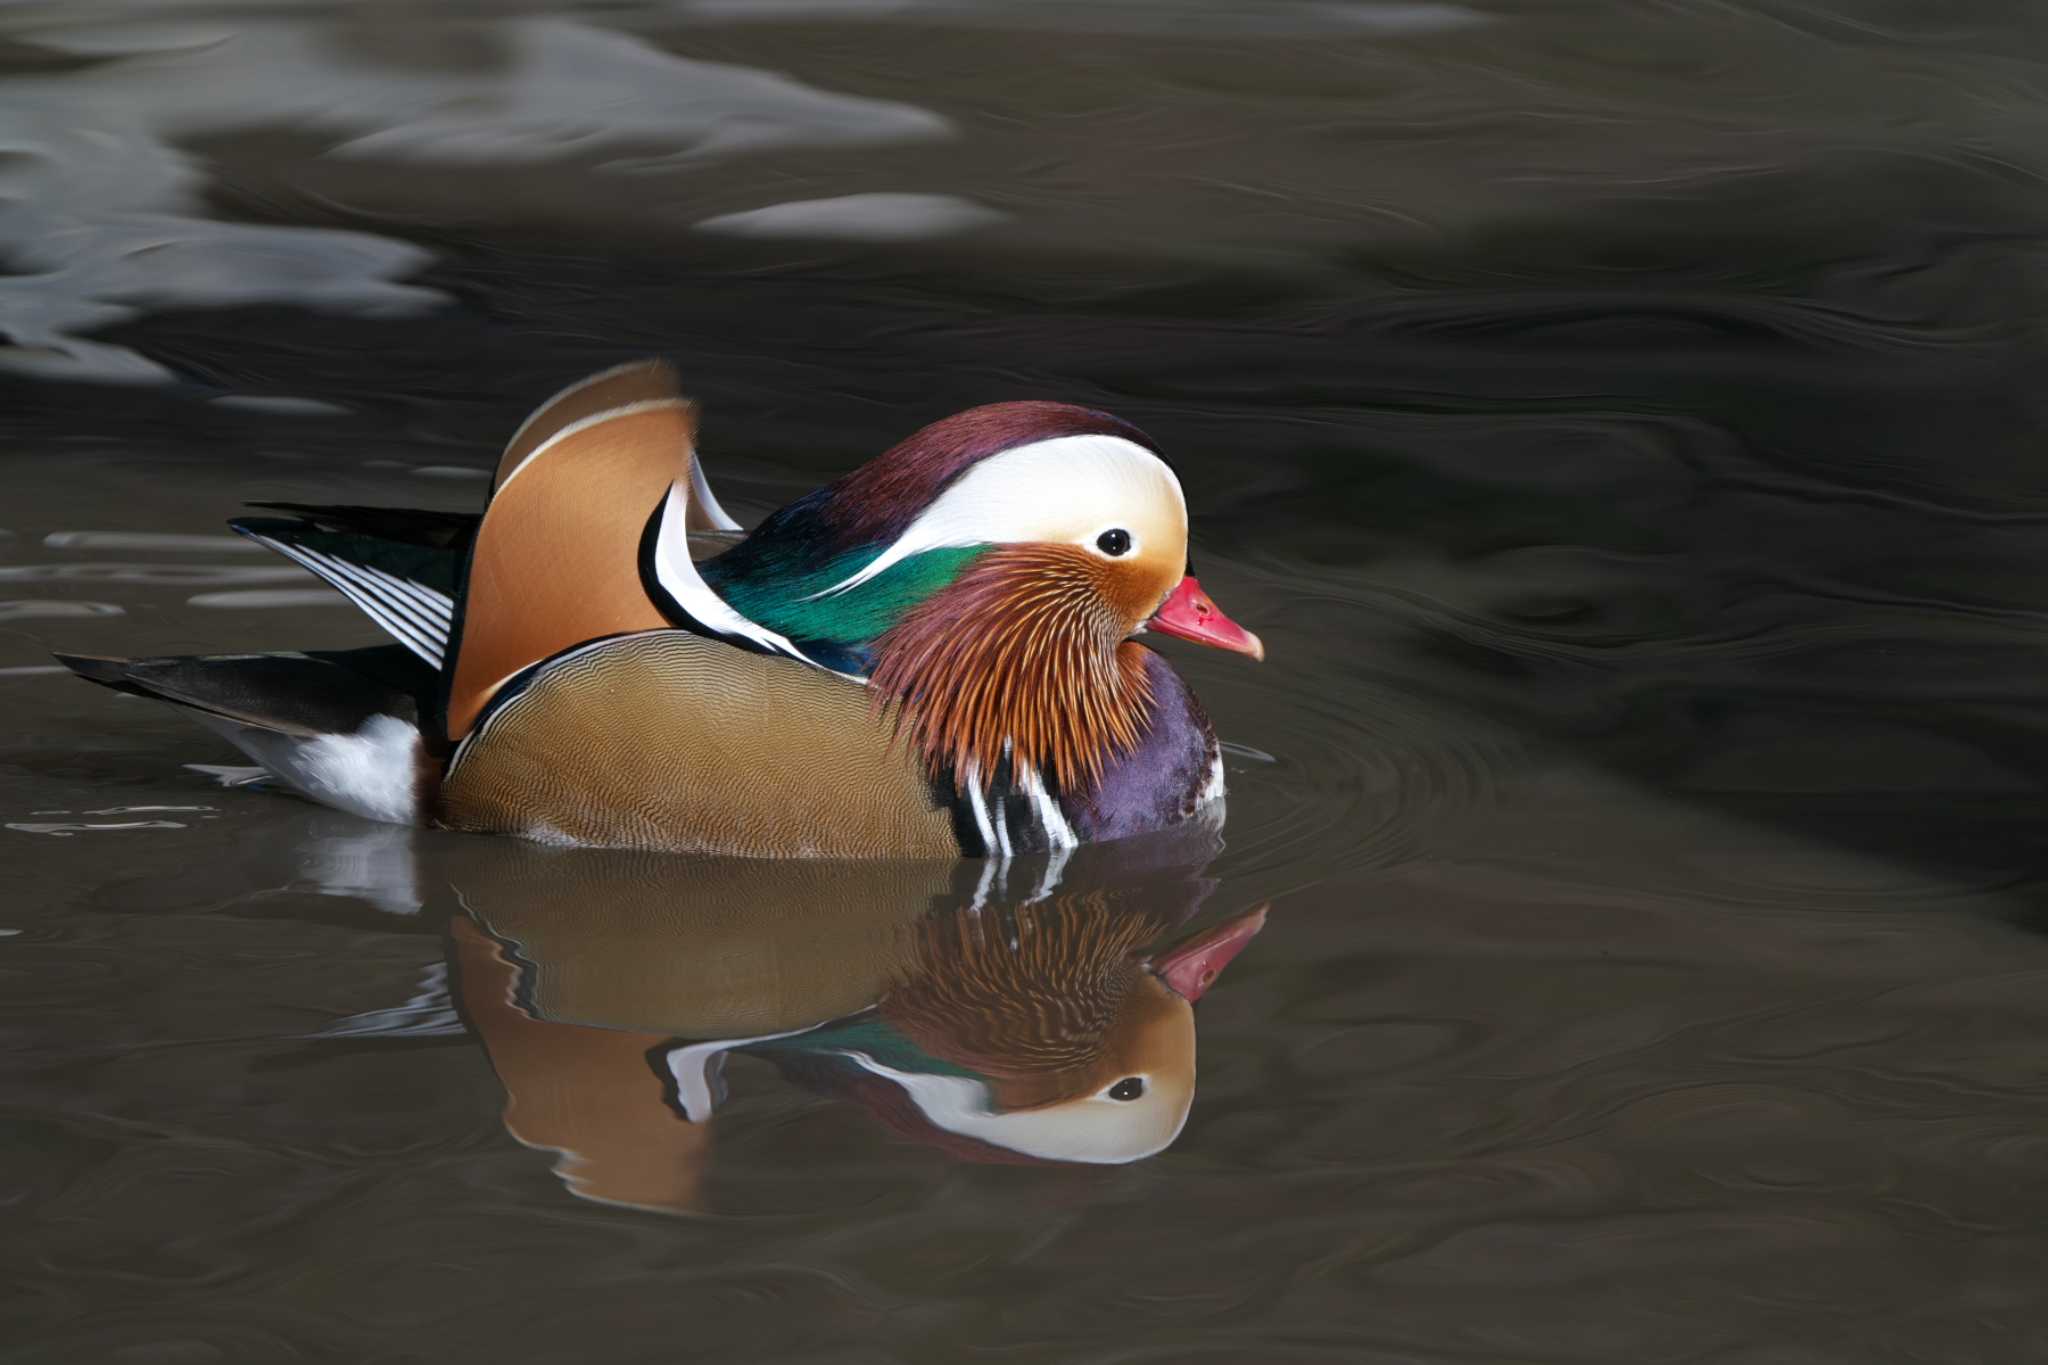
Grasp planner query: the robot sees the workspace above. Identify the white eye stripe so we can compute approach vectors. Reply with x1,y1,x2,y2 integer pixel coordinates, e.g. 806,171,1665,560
806,434,1185,601
839,1054,1190,1163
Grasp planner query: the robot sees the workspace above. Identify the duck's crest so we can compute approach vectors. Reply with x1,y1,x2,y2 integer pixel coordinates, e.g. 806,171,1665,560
818,401,1159,550
695,401,1162,675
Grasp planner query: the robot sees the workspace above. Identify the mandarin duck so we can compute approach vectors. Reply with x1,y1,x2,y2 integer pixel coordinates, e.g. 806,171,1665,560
443,835,1263,1206
57,360,1262,858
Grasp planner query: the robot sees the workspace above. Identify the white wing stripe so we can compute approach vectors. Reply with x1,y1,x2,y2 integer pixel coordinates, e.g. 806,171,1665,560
498,398,690,494
299,549,449,648
313,567,440,664
501,370,744,531
252,535,450,667
501,359,657,465
247,537,422,653
349,558,453,621
367,566,453,626
305,548,452,630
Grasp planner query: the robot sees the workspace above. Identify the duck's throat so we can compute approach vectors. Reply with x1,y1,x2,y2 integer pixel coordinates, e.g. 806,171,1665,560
870,548,1156,796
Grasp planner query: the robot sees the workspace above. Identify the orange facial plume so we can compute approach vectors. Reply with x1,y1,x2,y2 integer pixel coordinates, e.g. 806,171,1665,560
881,893,1170,1108
870,545,1157,794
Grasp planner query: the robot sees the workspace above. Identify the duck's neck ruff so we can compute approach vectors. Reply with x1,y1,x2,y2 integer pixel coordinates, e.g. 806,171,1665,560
870,545,1155,796
882,895,1164,1103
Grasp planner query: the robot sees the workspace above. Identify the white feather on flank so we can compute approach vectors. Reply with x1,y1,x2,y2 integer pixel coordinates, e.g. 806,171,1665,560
806,434,1186,600
957,752,1074,861
196,712,421,825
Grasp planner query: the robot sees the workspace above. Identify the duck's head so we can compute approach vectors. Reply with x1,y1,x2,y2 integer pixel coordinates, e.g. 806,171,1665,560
759,897,1267,1165
703,402,1262,792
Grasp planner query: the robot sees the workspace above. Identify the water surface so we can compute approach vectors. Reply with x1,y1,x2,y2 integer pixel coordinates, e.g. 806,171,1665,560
6,1,2048,1361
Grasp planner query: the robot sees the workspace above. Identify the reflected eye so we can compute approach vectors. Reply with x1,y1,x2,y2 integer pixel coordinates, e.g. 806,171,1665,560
1108,1077,1145,1102
1096,528,1133,557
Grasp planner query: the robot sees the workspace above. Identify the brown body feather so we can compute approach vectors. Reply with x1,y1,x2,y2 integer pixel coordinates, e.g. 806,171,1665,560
441,631,961,857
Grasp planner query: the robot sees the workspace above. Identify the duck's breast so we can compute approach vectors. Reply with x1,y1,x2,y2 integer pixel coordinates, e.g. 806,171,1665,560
1067,648,1222,843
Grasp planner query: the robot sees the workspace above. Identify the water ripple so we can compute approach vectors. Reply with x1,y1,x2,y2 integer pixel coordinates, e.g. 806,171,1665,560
0,563,309,585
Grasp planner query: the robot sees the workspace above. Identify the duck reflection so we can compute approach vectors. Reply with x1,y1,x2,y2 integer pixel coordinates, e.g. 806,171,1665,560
431,831,1263,1213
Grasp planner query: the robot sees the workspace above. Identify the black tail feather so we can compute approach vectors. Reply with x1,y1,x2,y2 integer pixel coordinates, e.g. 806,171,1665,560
241,501,480,554
229,513,467,601
55,646,434,738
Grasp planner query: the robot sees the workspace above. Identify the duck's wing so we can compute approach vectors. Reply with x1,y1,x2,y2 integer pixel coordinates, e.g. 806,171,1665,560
228,498,743,680
438,629,966,858
443,359,819,741
218,361,750,720
230,506,473,669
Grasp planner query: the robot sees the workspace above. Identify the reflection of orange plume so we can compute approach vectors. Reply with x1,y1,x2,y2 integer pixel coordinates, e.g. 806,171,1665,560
451,916,712,1216
882,894,1169,1106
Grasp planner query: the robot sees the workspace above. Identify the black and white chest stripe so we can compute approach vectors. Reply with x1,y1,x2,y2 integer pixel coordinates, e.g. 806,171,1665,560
939,748,1078,860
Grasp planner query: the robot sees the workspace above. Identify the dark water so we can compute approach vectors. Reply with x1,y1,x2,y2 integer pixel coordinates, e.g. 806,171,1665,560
8,2,2048,1361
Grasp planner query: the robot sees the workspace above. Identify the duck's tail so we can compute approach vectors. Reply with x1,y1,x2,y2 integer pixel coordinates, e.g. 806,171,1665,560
65,360,765,791
54,646,435,826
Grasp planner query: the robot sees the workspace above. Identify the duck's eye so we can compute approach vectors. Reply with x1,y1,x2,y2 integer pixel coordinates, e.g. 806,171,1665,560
1108,1077,1145,1102
1096,528,1133,557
